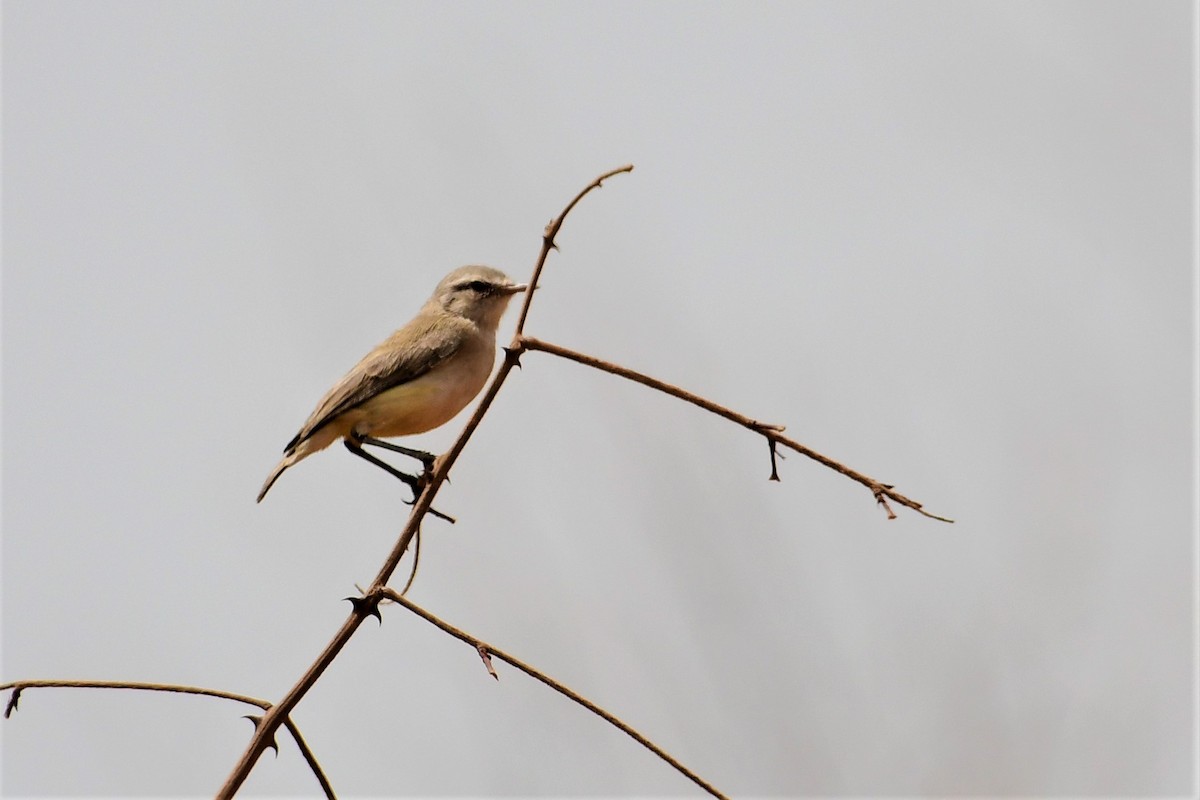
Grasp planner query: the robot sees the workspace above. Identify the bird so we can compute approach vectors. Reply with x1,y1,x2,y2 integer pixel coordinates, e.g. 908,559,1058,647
257,265,527,503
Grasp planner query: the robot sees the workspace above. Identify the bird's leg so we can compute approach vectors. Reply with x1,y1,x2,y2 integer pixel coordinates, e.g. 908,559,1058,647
358,436,437,474
359,436,444,496
344,437,456,524
344,437,420,492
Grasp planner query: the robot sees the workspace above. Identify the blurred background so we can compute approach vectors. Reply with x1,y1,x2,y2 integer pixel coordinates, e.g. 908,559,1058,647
3,1,1194,796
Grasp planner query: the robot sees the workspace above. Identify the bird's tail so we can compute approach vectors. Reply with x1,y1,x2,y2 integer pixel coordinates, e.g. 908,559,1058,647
256,456,294,503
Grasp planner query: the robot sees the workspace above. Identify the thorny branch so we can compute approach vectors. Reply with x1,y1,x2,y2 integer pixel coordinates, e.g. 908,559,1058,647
375,588,728,799
215,164,637,798
0,680,335,799
514,164,635,336
7,163,952,798
517,336,954,523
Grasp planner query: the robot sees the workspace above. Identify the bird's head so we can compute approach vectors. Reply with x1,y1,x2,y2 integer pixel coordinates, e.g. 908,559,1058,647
432,265,527,330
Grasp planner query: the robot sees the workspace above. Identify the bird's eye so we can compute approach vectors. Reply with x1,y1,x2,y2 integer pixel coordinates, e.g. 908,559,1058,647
467,280,492,294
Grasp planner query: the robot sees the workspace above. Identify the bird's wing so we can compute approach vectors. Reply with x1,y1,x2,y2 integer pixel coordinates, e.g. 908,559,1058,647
283,314,468,453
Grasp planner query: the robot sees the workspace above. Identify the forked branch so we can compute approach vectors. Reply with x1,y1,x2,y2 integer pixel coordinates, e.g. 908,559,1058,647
216,165,636,798
10,164,949,798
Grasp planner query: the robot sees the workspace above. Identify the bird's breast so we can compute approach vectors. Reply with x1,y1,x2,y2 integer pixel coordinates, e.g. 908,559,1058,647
353,339,494,438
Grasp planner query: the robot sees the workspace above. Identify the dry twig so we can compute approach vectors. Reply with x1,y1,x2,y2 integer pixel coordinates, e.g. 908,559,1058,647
517,336,954,523
0,679,335,799
377,588,728,799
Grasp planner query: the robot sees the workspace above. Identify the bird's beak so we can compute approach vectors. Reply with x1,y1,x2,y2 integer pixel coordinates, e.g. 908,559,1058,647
505,283,529,294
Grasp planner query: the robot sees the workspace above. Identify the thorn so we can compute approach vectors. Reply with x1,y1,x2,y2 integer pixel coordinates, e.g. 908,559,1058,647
242,715,279,754
404,490,456,524
428,506,457,524
476,645,499,680
872,485,898,520
344,595,382,623
503,346,524,369
767,439,783,482
5,687,22,718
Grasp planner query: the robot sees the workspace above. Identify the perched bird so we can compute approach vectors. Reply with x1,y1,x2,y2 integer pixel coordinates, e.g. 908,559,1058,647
257,265,527,503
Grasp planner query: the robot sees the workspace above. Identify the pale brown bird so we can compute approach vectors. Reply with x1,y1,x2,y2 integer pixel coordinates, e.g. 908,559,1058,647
258,265,526,502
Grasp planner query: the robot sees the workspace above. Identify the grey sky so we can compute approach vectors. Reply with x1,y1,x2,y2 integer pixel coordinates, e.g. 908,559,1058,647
2,1,1195,797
